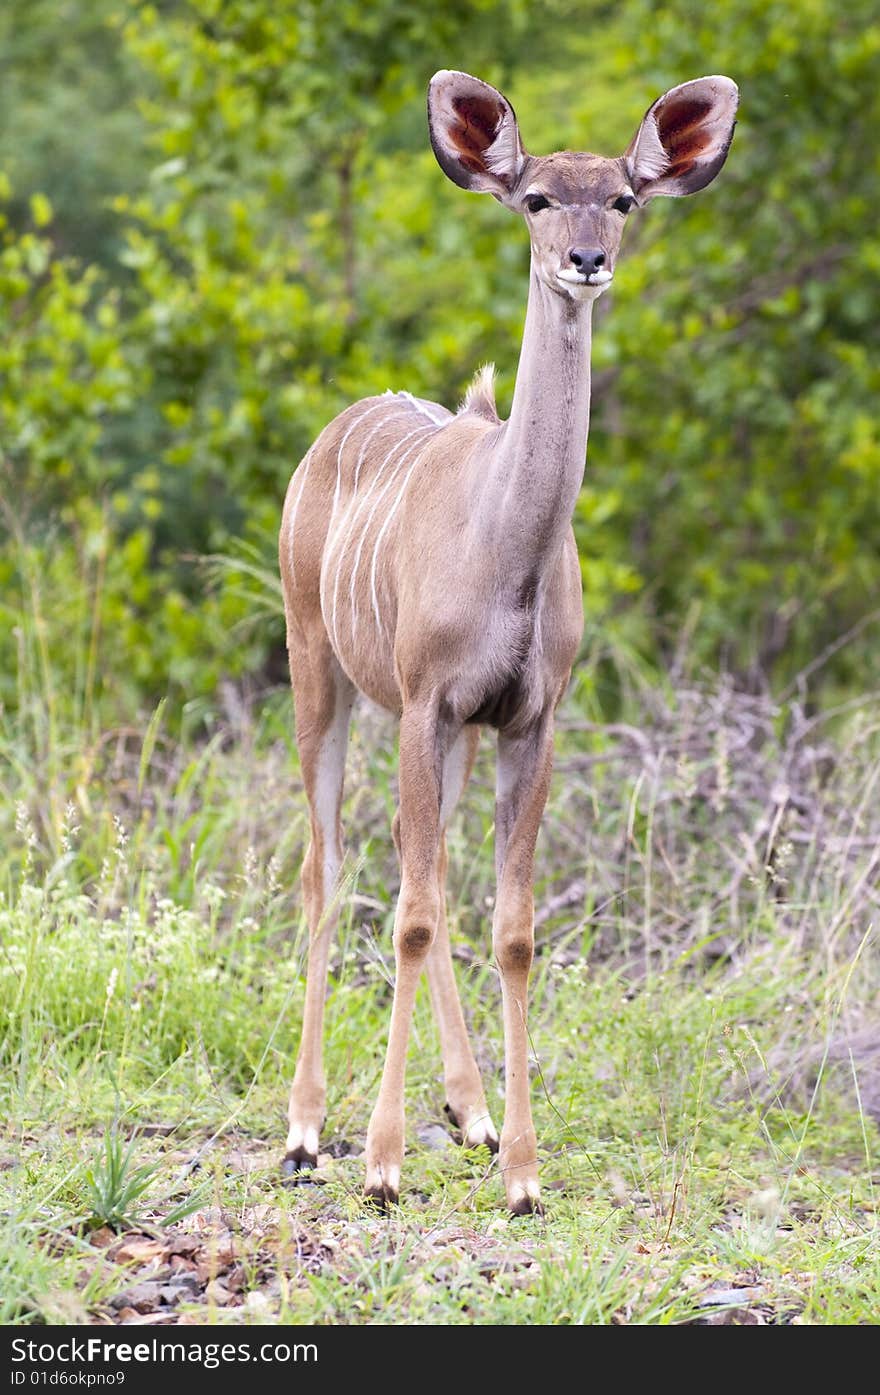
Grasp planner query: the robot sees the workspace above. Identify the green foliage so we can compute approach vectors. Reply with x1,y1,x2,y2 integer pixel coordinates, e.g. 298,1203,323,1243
84,1128,162,1232
1,676,878,1321
110,0,546,558
0,188,132,509
0,0,146,270
582,0,880,679
0,191,270,712
83,1127,205,1231
2,0,880,719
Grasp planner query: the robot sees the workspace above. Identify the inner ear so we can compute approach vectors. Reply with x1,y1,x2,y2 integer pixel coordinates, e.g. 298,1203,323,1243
449,92,510,178
428,71,526,200
655,90,718,177
626,77,739,199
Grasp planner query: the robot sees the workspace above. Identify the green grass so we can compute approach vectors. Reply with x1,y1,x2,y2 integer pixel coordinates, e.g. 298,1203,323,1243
1,643,878,1324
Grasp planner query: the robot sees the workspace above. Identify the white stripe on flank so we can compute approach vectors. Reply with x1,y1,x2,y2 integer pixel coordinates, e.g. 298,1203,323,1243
346,425,437,643
322,409,405,595
327,423,434,652
324,411,408,578
286,446,314,582
369,434,436,640
330,399,389,530
352,410,409,495
399,390,449,426
327,407,412,638
319,403,400,648
290,400,386,588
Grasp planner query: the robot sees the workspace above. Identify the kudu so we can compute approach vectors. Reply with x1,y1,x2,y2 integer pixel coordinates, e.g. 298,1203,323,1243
279,69,738,1213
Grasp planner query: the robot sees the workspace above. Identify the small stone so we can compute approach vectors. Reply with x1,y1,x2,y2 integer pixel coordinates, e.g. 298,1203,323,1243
697,1285,764,1308
323,1139,359,1160
417,1123,453,1151
158,1274,201,1306
109,1281,163,1314
244,1292,271,1316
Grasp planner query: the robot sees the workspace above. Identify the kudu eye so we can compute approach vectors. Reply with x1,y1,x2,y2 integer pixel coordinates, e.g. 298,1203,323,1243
526,195,550,213
612,194,636,214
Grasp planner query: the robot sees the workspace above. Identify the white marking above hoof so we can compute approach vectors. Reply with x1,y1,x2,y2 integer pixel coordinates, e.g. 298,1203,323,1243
464,1114,500,1150
364,1162,401,1196
286,1124,319,1158
507,1178,543,1214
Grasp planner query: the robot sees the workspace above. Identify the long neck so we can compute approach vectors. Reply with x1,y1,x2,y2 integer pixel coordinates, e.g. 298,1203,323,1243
485,260,594,563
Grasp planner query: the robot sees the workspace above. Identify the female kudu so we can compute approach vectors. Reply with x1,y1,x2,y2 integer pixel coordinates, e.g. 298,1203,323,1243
279,70,738,1213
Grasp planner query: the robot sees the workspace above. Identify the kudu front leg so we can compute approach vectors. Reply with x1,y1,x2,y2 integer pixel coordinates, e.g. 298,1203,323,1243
364,703,449,1208
493,717,555,1215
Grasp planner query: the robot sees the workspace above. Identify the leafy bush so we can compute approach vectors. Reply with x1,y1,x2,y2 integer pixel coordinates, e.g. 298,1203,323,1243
2,0,879,721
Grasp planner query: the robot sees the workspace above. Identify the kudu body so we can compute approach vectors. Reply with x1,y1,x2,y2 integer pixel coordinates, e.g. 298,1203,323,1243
279,70,738,1212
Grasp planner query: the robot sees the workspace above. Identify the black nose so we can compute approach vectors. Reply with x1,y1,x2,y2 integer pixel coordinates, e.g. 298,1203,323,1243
569,247,606,274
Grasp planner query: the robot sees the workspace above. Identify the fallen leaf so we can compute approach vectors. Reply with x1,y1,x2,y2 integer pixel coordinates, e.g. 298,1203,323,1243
88,1227,116,1249
169,1254,198,1274
166,1233,201,1257
110,1235,167,1266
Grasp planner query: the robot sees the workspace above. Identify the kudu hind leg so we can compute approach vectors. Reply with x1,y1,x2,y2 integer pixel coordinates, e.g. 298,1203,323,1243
493,717,555,1215
283,647,354,1176
427,729,498,1151
388,728,497,1153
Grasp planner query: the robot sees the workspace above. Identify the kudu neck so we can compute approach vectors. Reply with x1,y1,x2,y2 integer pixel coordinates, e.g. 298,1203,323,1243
493,261,594,558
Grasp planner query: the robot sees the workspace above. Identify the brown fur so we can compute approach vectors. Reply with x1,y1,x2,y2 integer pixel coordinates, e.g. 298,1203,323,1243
278,68,737,1213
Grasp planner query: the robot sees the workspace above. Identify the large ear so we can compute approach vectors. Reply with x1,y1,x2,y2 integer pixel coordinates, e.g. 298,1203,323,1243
625,76,738,200
427,70,527,202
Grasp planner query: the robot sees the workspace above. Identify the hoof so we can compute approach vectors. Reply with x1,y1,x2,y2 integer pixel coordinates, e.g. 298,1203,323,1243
509,1193,544,1218
507,1182,544,1217
281,1148,317,1183
471,1128,500,1157
509,1194,544,1218
363,1184,400,1213
445,1103,500,1155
